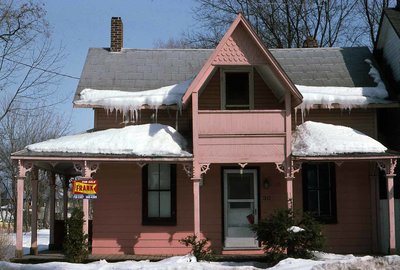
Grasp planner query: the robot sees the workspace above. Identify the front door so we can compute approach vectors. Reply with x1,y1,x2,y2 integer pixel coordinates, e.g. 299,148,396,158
223,169,258,248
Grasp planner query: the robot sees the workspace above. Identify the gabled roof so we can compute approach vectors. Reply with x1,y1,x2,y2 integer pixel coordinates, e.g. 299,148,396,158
74,49,212,103
181,13,302,106
74,21,382,108
271,47,377,87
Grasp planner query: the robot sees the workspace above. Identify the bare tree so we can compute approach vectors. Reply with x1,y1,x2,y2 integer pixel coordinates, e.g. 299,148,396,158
358,0,395,47
157,0,396,49
0,106,69,230
0,0,66,122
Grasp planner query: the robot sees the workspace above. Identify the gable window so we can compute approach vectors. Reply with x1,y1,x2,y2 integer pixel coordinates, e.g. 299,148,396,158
302,162,337,223
221,69,254,110
142,164,176,225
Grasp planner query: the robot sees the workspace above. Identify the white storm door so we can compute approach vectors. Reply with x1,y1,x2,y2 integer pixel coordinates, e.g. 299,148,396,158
224,169,258,248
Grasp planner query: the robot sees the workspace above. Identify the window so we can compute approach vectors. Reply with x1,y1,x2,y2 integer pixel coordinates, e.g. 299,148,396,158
302,163,337,223
142,164,176,225
221,69,253,110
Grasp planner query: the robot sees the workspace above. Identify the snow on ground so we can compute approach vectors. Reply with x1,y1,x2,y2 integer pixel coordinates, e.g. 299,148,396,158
74,79,192,114
295,59,390,112
292,121,387,156
2,230,400,269
26,124,191,156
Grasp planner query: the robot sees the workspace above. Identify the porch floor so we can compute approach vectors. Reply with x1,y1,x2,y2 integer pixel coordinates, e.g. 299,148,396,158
10,250,270,264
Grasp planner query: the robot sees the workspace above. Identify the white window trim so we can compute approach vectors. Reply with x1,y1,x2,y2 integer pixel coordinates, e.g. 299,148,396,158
220,67,254,110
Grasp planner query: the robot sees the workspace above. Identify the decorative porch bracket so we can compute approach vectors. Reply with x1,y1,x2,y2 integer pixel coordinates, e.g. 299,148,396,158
182,163,193,178
377,158,397,254
15,160,34,258
275,160,302,209
136,162,147,168
275,160,302,178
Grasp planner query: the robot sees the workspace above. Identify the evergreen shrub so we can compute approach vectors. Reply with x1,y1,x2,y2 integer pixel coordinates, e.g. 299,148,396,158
63,207,89,263
252,208,324,262
179,234,213,261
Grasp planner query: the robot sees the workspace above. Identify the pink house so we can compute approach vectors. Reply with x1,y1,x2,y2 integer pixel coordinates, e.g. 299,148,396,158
11,11,400,258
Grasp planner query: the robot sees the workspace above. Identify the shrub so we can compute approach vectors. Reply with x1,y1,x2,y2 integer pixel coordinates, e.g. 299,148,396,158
179,234,213,261
63,207,89,263
252,208,324,262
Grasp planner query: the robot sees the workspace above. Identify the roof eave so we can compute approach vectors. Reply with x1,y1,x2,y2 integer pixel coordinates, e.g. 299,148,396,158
293,151,400,162
11,152,193,163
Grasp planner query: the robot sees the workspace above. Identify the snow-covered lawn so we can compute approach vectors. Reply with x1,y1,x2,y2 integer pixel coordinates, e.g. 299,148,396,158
1,230,400,269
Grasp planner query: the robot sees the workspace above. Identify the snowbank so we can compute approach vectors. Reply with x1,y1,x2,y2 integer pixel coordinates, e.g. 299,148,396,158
296,59,390,112
1,253,400,270
26,124,191,157
74,79,192,115
292,121,387,156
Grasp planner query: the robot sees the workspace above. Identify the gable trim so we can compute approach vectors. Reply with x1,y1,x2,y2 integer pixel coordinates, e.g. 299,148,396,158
182,13,302,107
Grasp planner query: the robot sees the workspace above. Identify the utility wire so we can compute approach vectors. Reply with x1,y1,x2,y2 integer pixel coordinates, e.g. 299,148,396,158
3,56,80,80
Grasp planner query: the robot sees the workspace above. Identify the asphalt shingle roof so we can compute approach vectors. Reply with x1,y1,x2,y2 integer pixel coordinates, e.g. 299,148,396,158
74,46,377,102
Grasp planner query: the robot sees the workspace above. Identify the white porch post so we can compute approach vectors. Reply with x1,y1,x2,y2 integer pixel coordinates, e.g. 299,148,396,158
49,172,56,250
30,167,39,255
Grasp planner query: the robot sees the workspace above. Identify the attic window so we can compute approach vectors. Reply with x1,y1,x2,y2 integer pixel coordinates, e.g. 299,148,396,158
221,69,254,110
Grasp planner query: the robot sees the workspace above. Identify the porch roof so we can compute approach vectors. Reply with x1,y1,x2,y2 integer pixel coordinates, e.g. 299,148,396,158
11,124,192,162
291,121,400,161
293,151,400,162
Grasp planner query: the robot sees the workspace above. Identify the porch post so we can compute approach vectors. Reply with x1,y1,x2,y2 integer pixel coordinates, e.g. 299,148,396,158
15,166,25,258
49,172,56,250
286,176,294,209
191,91,202,236
30,167,39,255
379,158,398,254
83,199,89,235
82,161,91,236
285,91,293,209
387,172,396,254
63,175,69,221
192,177,201,236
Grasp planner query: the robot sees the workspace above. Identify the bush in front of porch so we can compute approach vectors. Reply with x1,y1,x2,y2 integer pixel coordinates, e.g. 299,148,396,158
252,208,324,262
63,208,89,263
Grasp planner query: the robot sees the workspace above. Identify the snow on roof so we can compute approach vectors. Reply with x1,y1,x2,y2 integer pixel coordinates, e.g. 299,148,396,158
74,79,192,115
292,121,387,156
26,124,191,157
296,59,390,112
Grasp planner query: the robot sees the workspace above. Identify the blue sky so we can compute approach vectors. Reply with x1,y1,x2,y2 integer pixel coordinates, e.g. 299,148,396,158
43,0,197,132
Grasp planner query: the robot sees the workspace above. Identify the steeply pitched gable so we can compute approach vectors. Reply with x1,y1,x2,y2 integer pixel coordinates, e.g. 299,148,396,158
182,13,302,106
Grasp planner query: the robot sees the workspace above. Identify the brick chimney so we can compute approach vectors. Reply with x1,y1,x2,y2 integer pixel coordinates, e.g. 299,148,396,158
111,17,123,52
303,36,318,48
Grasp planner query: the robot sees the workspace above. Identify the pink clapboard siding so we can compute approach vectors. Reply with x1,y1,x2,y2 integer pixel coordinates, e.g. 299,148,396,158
91,163,193,255
197,110,286,164
91,160,375,255
294,162,376,254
